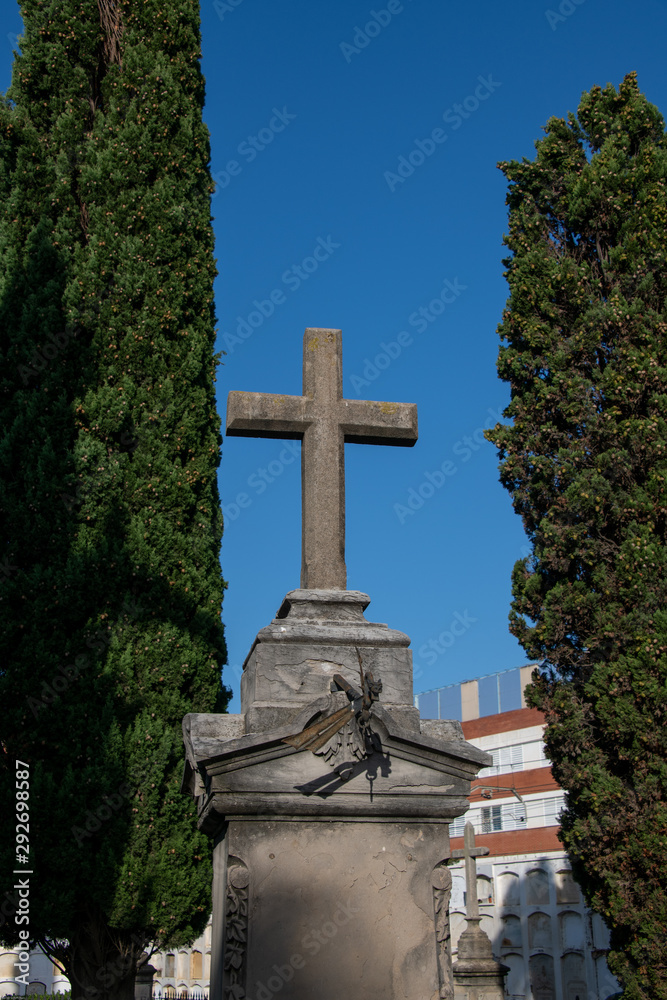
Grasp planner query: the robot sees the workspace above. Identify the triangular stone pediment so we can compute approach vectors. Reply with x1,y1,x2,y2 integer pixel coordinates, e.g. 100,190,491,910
184,698,488,833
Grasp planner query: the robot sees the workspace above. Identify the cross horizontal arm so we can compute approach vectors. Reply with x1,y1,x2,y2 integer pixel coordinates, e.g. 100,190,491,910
450,847,490,860
226,390,311,439
339,399,418,446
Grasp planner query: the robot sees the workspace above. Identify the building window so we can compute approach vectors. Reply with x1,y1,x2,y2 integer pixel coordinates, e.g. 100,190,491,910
165,955,175,979
481,805,502,832
544,795,565,826
503,801,527,830
450,814,465,837
480,743,524,777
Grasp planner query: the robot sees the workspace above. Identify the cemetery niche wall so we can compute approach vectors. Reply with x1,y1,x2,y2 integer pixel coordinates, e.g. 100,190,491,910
182,329,491,1000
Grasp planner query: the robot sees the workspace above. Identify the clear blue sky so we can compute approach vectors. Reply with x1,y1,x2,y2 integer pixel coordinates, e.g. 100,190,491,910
3,0,667,711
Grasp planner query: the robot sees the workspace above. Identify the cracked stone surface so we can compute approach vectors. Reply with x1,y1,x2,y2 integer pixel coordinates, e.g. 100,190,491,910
223,821,446,1000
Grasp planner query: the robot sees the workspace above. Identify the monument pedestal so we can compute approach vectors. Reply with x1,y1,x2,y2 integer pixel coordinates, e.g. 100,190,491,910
451,825,508,1000
453,918,508,1000
183,591,490,1000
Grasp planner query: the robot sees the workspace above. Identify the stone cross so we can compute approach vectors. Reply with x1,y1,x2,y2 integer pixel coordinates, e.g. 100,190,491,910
451,821,490,919
226,328,418,590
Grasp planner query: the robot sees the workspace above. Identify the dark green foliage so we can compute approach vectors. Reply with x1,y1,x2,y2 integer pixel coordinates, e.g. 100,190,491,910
0,2,227,998
487,73,667,999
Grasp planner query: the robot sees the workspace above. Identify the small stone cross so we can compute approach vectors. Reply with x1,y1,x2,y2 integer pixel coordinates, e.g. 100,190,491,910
451,821,490,919
226,328,418,590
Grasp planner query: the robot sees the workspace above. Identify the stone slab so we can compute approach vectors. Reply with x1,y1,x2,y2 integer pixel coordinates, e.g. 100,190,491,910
241,645,417,732
247,589,412,653
422,719,465,742
217,819,451,1000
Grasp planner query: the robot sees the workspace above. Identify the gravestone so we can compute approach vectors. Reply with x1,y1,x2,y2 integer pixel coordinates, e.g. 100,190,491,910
451,823,508,1000
182,329,490,1000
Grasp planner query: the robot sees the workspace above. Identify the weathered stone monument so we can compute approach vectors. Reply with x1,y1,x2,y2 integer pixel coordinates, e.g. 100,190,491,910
451,823,508,1000
182,329,490,999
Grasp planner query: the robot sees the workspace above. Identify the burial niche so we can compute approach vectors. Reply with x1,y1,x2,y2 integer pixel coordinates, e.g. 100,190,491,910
500,914,522,949
526,867,551,906
559,910,584,951
529,953,555,1000
528,911,552,950
497,870,520,907
556,869,581,904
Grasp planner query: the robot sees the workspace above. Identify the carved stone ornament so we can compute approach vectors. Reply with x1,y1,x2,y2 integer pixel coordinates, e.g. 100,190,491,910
432,862,454,1000
314,716,367,768
224,858,249,1000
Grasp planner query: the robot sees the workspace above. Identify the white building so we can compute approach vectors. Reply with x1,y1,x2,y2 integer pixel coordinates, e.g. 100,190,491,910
0,948,68,996
417,665,621,1000
150,923,211,998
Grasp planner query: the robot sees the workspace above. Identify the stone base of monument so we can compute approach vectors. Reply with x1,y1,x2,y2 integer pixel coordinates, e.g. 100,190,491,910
452,918,508,1000
133,957,156,1000
183,591,490,1000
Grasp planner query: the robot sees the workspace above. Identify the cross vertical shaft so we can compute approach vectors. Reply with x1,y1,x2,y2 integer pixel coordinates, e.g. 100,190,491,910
451,821,490,920
301,330,345,589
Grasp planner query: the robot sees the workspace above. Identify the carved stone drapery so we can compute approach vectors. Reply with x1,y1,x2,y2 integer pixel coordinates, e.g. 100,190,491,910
433,862,454,1000
224,858,249,1000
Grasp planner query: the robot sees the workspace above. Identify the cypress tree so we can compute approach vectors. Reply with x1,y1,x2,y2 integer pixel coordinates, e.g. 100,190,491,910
487,73,667,999
0,3,227,999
